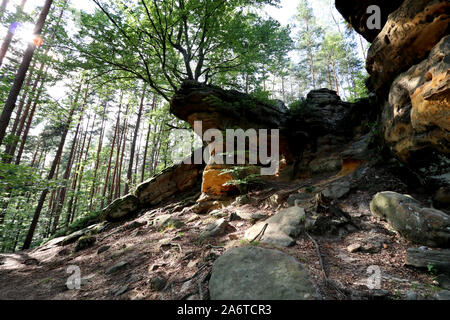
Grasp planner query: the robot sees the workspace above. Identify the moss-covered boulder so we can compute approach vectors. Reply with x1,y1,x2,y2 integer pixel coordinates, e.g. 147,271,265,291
370,192,450,247
74,236,96,252
101,194,140,222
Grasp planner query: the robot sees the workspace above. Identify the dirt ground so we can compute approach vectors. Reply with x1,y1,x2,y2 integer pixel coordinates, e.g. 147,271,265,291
0,163,439,300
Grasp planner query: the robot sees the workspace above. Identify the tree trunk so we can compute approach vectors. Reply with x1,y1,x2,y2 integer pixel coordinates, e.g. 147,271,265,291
51,87,87,234
101,98,122,208
15,67,49,165
22,79,81,250
141,95,155,182
89,103,107,211
0,0,27,67
124,86,145,194
0,0,53,147
0,0,9,19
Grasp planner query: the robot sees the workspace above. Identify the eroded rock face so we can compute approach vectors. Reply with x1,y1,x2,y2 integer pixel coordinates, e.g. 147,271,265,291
135,162,203,207
370,191,450,247
209,246,320,300
201,164,238,198
383,36,450,182
405,247,450,273
335,0,404,42
367,0,450,95
170,80,287,133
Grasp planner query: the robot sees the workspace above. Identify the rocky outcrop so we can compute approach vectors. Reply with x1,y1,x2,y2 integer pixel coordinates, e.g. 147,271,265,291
170,80,287,133
382,36,450,183
135,162,203,207
101,159,203,222
370,191,450,247
406,247,450,273
338,0,449,187
335,0,404,42
101,195,140,222
209,246,320,300
367,0,449,95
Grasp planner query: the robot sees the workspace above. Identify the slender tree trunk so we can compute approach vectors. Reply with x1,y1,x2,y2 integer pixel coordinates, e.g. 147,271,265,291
66,115,89,227
89,104,107,211
124,86,145,194
71,113,96,223
117,116,128,198
141,95,155,182
0,0,26,67
0,0,53,147
101,98,122,208
51,87,87,234
332,60,340,96
15,68,49,165
22,79,81,250
3,60,36,162
0,0,9,19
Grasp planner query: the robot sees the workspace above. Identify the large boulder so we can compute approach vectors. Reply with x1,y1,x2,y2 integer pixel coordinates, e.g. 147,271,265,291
366,0,450,95
335,0,404,42
370,192,450,247
101,194,140,222
382,36,450,183
244,206,305,247
209,246,320,300
135,162,203,207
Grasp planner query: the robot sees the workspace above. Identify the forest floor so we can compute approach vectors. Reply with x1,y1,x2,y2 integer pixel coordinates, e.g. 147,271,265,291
0,164,439,300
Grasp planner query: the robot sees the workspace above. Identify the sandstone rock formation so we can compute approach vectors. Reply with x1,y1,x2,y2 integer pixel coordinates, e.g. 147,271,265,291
209,246,320,300
338,0,449,187
383,36,450,183
335,0,404,42
367,0,449,95
135,162,203,207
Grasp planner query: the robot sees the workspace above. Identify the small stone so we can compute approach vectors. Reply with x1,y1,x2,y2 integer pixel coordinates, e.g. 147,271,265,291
199,218,229,240
151,276,167,291
347,243,362,253
210,210,227,218
113,284,129,297
437,274,450,290
361,242,382,254
405,291,418,300
251,213,268,221
106,261,129,274
97,245,111,255
235,195,250,206
123,221,147,231
23,258,39,266
322,181,351,200
229,212,241,221
187,261,197,269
